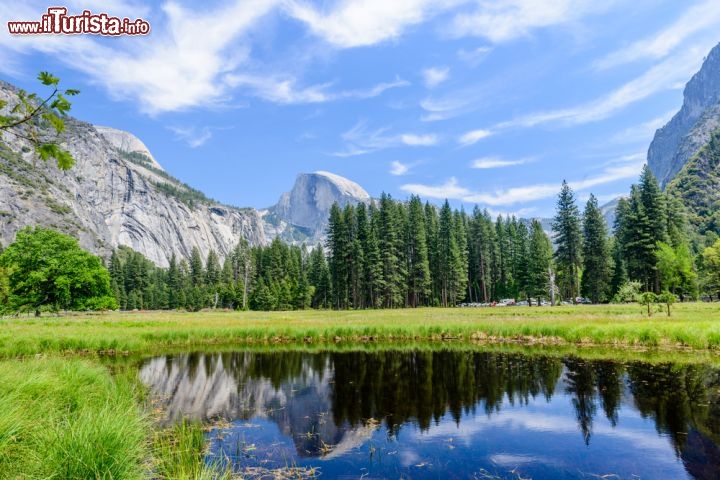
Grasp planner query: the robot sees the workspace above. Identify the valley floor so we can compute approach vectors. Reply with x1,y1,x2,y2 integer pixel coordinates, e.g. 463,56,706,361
2,303,720,478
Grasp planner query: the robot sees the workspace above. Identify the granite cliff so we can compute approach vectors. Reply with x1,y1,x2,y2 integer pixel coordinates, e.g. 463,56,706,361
648,42,720,188
0,81,369,266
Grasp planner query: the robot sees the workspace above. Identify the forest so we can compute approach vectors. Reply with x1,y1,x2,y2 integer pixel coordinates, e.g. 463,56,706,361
0,165,718,314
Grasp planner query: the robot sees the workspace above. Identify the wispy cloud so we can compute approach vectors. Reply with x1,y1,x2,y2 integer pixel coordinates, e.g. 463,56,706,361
400,133,438,146
333,121,438,156
496,43,714,129
401,154,643,206
458,129,492,146
284,0,463,48
593,0,720,70
0,0,281,114
0,1,409,113
449,0,607,43
609,111,675,144
422,66,450,88
390,160,410,176
224,74,409,105
167,126,213,148
400,177,470,199
457,46,492,66
470,156,528,169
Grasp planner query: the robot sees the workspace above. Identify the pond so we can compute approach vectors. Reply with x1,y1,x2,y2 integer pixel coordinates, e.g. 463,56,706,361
139,350,720,479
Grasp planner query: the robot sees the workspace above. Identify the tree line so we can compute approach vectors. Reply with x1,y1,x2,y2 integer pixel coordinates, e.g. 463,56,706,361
1,166,718,314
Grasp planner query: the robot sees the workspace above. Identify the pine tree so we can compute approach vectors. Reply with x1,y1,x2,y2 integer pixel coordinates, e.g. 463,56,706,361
327,203,349,309
406,195,431,307
365,202,383,308
189,247,204,288
581,194,611,303
527,219,552,305
425,202,440,306
378,194,404,308
552,181,582,302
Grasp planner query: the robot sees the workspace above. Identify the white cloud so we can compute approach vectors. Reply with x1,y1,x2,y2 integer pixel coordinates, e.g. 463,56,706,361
457,46,493,65
422,66,450,88
497,43,715,129
471,157,527,169
0,0,281,114
0,1,409,114
400,177,470,199
458,129,492,146
167,126,213,148
593,0,720,70
333,121,438,156
400,133,438,146
284,0,463,48
390,160,410,176
401,154,643,206
609,112,675,144
450,0,606,43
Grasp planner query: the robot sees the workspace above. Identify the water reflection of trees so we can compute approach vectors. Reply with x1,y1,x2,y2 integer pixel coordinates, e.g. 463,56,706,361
141,350,720,475
330,351,564,432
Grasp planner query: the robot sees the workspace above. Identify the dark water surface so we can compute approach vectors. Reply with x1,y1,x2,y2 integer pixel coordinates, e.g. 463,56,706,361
139,350,720,479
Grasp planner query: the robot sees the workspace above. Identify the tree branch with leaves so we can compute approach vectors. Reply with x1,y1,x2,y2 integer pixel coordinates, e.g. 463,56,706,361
0,71,79,170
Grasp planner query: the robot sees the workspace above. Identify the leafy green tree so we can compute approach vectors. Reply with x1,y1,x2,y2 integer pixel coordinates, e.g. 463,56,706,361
638,291,658,317
655,242,697,300
552,181,582,301
0,72,79,170
581,194,611,303
702,238,720,300
0,227,116,315
658,291,677,317
613,280,642,303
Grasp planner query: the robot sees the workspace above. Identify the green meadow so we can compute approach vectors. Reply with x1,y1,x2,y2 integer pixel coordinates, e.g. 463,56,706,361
2,303,720,478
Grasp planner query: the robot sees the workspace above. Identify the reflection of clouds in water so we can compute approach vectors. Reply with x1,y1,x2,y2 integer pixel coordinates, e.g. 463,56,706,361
399,448,420,467
490,453,547,466
411,407,671,457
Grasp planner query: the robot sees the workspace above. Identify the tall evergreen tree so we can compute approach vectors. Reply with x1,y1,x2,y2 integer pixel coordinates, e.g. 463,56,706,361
406,195,431,307
581,194,611,303
552,180,582,301
327,203,349,309
527,219,553,305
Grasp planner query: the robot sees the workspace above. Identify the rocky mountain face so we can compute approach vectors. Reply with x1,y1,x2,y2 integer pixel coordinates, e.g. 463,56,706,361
0,81,368,266
648,42,720,188
262,171,370,244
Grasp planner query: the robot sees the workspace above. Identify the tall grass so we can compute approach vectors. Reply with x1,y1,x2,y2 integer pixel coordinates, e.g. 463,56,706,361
1,303,720,359
0,358,147,479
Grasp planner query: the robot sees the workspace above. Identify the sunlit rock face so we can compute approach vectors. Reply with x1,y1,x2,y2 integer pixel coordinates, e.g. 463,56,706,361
263,171,371,244
648,42,720,188
0,80,373,265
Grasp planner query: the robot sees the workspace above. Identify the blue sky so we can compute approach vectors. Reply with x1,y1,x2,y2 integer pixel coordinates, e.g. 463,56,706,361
2,1,719,217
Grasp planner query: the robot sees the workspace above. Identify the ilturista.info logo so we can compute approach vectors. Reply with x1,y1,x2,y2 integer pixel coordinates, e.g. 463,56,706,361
8,7,150,35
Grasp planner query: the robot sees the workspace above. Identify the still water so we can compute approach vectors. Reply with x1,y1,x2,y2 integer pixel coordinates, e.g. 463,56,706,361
139,350,720,479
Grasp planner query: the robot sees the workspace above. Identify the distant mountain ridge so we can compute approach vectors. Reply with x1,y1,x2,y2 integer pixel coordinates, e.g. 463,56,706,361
0,80,369,265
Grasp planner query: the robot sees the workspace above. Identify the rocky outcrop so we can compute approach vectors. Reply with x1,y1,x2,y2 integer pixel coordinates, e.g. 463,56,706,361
0,80,372,265
648,42,720,188
263,171,371,243
0,82,268,266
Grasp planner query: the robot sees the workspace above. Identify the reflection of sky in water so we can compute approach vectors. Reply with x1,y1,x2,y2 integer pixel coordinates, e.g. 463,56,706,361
202,380,690,480
139,352,716,479
206,399,687,480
